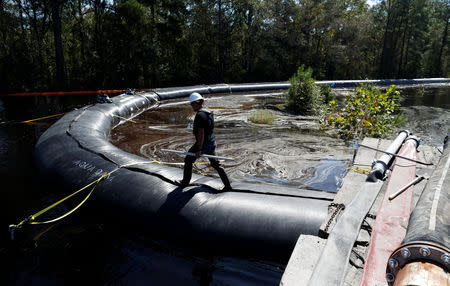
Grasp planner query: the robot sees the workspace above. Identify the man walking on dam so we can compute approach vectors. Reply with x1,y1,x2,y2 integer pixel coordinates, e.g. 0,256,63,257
178,92,232,191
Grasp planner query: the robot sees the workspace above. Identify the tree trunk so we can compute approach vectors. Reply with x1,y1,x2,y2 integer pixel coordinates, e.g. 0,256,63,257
404,27,411,76
78,0,86,65
51,0,66,89
245,4,254,74
380,0,394,78
218,0,225,81
436,10,449,75
0,0,5,51
93,0,106,87
398,14,409,77
150,0,157,86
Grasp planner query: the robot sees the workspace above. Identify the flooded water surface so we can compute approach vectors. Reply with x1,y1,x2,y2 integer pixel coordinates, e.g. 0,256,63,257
111,91,354,193
397,85,450,146
2,84,449,286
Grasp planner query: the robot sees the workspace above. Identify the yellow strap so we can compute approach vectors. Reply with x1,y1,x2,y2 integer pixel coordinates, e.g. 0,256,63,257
138,160,208,166
30,174,104,225
0,113,65,126
198,166,214,175
28,173,108,223
112,114,137,123
153,161,208,166
32,224,58,241
16,158,208,228
21,113,66,123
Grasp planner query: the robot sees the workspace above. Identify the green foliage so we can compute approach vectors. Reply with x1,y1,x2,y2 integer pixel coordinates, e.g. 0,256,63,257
248,109,276,124
0,0,448,92
392,110,408,126
319,85,403,139
320,84,334,103
285,65,323,115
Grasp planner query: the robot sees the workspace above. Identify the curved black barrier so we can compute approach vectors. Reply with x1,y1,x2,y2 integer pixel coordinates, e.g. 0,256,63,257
34,83,332,260
316,78,450,88
34,80,450,260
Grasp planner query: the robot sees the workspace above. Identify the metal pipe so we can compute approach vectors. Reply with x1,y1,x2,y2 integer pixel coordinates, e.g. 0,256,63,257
388,176,426,201
357,144,432,166
386,242,450,286
393,261,448,286
366,130,410,182
161,149,236,161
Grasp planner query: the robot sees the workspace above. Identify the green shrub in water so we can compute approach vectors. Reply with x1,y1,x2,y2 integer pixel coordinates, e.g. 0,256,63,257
320,83,334,103
249,109,276,124
285,65,323,115
319,84,405,139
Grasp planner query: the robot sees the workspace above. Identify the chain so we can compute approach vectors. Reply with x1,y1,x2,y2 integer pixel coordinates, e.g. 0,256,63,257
366,213,376,219
323,203,345,233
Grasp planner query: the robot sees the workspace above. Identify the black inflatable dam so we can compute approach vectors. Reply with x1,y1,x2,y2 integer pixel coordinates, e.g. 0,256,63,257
34,83,335,259
387,134,449,276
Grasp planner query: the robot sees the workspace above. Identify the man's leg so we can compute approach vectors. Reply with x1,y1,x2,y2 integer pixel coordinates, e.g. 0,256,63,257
209,158,232,190
180,156,195,186
179,145,198,186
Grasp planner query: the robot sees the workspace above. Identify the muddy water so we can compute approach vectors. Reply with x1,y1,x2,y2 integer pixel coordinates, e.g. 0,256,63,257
333,85,450,147
111,91,353,193
396,85,450,146
111,85,450,193
3,84,449,286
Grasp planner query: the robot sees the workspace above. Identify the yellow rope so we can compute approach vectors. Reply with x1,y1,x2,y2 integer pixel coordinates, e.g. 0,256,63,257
14,159,210,229
32,224,58,242
28,173,109,225
1,112,66,126
112,114,137,123
21,113,66,123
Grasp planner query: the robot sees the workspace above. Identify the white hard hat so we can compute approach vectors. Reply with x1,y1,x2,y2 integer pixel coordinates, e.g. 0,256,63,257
189,92,203,103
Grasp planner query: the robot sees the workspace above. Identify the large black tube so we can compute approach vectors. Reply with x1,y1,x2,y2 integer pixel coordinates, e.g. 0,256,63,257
34,84,332,260
315,78,450,88
403,135,449,248
386,135,449,284
153,78,450,99
35,81,450,259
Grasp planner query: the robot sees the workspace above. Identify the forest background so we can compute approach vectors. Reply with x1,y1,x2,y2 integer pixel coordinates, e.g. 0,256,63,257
0,0,448,93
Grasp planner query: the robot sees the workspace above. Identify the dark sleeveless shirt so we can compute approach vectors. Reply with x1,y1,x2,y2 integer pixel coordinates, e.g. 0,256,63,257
193,109,215,143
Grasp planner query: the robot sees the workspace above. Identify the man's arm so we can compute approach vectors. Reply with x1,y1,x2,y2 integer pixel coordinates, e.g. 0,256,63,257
196,127,204,158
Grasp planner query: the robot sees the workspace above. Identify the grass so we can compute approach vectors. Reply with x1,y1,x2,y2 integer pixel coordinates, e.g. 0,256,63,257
248,109,276,124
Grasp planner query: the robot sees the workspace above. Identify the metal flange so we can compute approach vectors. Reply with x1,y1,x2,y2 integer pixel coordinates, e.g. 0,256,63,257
386,241,449,285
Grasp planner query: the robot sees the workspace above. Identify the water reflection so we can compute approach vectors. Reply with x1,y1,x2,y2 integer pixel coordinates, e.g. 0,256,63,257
7,217,285,286
395,86,450,146
400,86,450,109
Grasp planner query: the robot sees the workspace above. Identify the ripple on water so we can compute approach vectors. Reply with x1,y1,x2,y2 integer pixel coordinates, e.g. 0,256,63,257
111,92,355,193
395,105,449,146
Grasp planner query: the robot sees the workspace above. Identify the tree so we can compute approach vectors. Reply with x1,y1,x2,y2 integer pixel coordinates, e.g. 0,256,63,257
0,0,447,93
51,0,66,88
424,0,449,76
